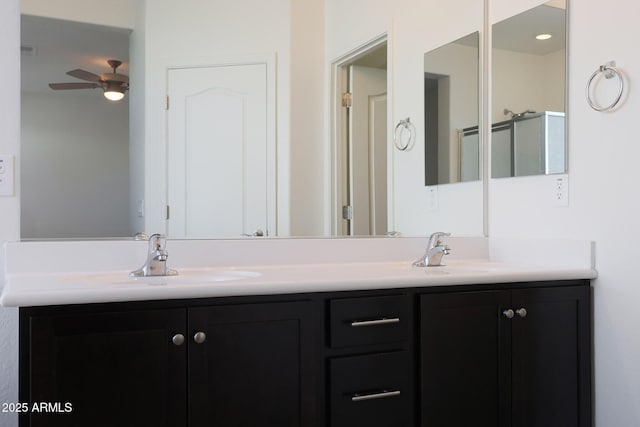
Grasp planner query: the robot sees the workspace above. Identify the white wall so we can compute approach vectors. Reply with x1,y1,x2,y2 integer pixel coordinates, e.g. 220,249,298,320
424,41,480,182
492,47,565,121
290,0,325,236
21,92,130,239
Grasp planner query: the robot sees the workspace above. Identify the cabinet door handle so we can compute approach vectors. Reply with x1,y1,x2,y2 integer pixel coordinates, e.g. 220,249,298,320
351,390,401,402
172,334,185,346
193,332,207,344
516,308,527,318
350,317,400,327
502,309,515,319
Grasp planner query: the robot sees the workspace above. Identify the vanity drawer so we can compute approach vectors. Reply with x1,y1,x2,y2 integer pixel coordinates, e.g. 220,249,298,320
329,294,409,348
329,351,412,427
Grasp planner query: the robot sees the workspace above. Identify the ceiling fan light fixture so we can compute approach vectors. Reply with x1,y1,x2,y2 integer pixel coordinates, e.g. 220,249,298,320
103,82,125,101
50,59,129,101
104,90,125,101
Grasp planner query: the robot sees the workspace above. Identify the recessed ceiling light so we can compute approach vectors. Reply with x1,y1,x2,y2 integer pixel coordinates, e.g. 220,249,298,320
536,33,553,40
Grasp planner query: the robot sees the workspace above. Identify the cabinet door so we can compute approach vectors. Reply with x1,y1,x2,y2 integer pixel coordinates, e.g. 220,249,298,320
23,308,187,427
188,301,318,427
420,291,511,427
511,286,591,427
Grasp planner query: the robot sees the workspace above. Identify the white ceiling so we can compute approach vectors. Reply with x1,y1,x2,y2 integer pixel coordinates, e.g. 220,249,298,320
492,4,566,56
21,15,130,95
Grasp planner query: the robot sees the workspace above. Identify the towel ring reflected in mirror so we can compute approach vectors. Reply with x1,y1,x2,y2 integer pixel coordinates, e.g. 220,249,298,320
586,61,625,112
394,117,416,151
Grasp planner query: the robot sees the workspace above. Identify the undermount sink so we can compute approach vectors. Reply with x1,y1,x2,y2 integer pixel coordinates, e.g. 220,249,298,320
441,263,504,272
412,261,508,275
60,268,261,287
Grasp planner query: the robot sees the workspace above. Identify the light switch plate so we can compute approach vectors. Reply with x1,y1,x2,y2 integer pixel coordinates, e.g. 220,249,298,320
0,155,15,196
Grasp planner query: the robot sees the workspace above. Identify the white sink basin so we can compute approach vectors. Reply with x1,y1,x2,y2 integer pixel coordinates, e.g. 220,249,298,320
59,268,261,287
440,264,505,273
412,261,508,275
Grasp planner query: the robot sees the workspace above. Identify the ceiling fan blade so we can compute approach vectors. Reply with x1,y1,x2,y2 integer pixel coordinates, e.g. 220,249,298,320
66,69,102,83
49,82,100,90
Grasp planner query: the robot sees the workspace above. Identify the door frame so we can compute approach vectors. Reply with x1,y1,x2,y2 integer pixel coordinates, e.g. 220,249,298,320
329,34,392,236
161,54,277,237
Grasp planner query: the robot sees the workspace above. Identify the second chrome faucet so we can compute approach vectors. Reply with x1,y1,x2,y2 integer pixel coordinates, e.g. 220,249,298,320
413,232,451,267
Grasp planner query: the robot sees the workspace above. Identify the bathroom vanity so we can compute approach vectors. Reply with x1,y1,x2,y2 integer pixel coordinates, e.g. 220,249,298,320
2,237,595,427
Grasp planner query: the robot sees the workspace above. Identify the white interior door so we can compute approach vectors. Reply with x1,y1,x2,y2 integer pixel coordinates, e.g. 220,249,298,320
369,93,388,235
167,63,273,238
349,65,387,236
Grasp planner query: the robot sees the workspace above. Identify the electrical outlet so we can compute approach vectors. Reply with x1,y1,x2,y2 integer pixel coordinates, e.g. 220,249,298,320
553,176,568,207
426,186,438,211
0,155,15,197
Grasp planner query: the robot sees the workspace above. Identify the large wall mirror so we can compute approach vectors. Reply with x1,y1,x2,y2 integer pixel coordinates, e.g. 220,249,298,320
424,32,480,186
491,0,567,179
19,0,507,241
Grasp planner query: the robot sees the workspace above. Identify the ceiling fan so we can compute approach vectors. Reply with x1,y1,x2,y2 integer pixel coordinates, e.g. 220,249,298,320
49,59,129,101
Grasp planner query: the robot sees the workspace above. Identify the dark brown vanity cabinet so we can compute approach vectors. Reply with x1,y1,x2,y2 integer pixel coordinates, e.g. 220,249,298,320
419,284,591,427
20,281,591,427
20,300,318,427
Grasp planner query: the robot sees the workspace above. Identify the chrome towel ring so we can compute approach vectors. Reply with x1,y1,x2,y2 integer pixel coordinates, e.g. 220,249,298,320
394,117,415,151
586,61,624,112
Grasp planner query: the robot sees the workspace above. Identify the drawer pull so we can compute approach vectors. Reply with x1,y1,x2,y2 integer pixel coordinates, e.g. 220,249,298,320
351,390,401,402
350,317,400,327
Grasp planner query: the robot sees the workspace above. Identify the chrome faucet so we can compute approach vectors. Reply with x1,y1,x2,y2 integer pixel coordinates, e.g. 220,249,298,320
130,234,178,277
413,232,451,267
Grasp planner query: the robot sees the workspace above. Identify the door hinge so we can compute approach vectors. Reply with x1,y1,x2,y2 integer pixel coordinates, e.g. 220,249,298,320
342,205,353,221
166,95,170,110
342,92,353,108
166,205,170,220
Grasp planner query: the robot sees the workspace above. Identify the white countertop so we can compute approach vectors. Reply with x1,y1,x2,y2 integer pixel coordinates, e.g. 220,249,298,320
1,259,596,307
0,237,597,307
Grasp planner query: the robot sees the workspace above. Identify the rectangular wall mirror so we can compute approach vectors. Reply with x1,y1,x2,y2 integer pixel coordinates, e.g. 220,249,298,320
491,0,567,179
20,0,488,241
424,32,480,186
